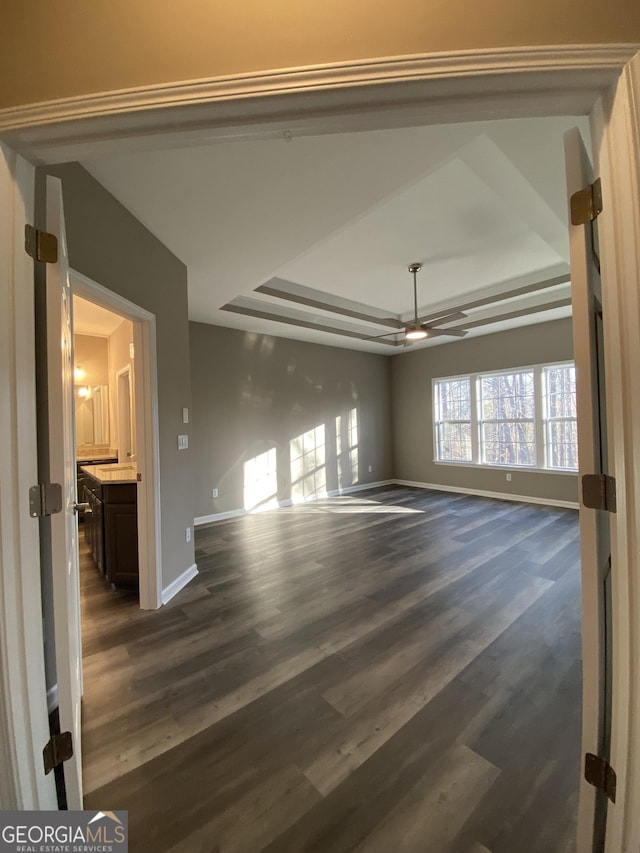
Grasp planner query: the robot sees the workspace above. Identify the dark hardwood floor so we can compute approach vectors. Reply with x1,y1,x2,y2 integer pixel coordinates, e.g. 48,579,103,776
80,487,581,852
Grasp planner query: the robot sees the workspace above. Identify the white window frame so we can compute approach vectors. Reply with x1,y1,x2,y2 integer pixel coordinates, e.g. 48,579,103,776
477,367,537,468
433,373,473,464
432,360,578,474
541,362,579,471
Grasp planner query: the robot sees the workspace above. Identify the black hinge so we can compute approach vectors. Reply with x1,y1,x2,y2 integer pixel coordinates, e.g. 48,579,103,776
585,753,616,803
570,178,603,225
29,483,63,518
24,224,58,263
43,731,73,775
582,474,617,513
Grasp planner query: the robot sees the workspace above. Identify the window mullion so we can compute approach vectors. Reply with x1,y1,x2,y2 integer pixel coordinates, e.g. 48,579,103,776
470,374,480,464
534,365,545,469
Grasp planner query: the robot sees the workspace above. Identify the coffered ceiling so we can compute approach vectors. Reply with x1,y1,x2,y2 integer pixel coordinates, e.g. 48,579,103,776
81,115,587,353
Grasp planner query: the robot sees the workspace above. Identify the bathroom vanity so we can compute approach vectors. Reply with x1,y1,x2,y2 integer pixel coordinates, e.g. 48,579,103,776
81,463,138,588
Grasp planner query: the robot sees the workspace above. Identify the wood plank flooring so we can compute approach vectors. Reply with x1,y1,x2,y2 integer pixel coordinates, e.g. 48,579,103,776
80,487,581,852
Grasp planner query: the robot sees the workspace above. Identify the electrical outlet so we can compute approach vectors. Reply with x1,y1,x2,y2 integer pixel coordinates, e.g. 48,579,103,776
506,473,512,482
212,488,219,499
185,526,191,543
368,465,373,473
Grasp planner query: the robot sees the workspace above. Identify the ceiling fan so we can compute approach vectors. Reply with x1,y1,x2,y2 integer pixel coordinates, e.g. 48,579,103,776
371,263,469,343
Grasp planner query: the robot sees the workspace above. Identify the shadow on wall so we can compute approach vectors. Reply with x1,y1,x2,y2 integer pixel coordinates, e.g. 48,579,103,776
242,407,360,512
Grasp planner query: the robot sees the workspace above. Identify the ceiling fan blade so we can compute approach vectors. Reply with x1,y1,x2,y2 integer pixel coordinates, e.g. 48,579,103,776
423,311,468,327
425,328,468,337
362,331,403,340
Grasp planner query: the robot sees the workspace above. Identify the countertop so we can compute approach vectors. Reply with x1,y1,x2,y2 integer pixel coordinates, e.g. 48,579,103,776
80,463,138,485
76,449,118,463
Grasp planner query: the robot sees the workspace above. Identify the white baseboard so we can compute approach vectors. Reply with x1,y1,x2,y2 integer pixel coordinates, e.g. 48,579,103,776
334,479,395,495
194,480,395,527
394,479,579,510
46,684,58,714
194,507,246,526
161,562,198,605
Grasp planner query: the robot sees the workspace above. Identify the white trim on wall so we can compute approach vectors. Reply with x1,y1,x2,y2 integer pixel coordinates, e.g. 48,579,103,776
194,508,246,526
194,478,572,529
394,479,579,509
70,269,163,610
0,45,635,128
161,563,198,605
194,480,396,527
2,45,638,163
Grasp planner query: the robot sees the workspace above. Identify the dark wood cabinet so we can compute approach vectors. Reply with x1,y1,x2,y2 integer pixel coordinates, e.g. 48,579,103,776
103,485,138,587
84,485,105,574
82,468,138,588
76,457,116,522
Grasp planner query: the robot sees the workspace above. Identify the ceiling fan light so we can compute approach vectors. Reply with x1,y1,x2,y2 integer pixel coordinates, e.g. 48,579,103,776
405,327,428,341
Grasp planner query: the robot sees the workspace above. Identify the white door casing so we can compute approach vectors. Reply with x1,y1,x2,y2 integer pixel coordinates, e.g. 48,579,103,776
45,175,83,809
71,268,163,611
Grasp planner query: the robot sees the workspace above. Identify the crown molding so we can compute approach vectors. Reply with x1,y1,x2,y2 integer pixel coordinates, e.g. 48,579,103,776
1,44,638,130
1,44,638,163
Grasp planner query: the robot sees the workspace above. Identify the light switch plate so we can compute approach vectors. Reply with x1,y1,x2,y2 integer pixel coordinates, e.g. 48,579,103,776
182,407,189,424
177,434,188,450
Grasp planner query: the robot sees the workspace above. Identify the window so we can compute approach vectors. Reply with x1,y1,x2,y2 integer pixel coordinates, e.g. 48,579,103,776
433,362,578,472
478,370,536,466
543,363,578,470
434,377,472,462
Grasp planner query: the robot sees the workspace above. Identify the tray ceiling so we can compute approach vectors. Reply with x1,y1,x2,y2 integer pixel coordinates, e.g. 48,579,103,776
82,115,586,353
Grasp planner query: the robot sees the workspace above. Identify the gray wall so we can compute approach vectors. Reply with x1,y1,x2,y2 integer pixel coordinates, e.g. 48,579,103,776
42,163,195,587
390,318,578,504
189,322,393,518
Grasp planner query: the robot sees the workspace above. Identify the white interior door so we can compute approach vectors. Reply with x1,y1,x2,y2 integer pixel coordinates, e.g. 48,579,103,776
0,143,57,810
565,128,613,852
44,175,83,808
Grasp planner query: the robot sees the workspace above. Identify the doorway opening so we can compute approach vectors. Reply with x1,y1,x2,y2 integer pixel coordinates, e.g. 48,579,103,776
70,269,162,611
73,295,137,600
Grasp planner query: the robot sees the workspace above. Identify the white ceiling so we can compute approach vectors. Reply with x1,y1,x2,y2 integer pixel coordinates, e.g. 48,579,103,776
73,295,126,336
81,115,587,353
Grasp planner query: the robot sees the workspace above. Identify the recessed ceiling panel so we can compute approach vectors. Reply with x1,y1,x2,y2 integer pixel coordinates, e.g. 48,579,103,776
274,156,566,315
